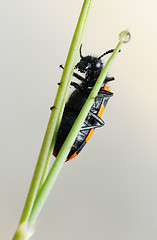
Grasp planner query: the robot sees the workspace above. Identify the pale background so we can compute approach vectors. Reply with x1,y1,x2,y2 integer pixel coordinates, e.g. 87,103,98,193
1,0,157,239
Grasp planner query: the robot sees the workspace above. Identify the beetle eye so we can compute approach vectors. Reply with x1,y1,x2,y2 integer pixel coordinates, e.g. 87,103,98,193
96,62,101,68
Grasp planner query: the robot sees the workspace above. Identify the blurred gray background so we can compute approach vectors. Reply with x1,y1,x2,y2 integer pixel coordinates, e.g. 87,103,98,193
1,0,157,239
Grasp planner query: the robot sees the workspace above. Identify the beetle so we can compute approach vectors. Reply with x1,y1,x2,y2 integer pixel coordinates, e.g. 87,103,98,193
53,45,115,161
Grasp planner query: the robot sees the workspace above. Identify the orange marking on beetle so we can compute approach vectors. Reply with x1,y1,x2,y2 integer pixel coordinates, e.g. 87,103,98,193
66,151,77,161
97,104,105,117
85,128,94,143
104,85,111,92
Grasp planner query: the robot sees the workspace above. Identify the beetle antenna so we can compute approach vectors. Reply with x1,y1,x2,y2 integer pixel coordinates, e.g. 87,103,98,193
98,49,121,59
79,44,83,58
98,49,114,59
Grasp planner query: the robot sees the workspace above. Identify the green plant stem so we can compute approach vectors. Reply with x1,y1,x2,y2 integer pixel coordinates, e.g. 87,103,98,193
27,31,129,227
38,0,93,189
12,1,92,240
38,92,67,189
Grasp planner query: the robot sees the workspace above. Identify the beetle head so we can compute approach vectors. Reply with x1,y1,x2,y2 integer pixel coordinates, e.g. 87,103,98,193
75,45,115,80
75,45,103,79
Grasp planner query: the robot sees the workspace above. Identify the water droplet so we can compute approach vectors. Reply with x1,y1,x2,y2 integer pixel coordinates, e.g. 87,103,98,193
119,31,131,43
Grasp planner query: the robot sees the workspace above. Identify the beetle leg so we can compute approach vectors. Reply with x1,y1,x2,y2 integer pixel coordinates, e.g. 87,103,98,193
98,89,113,96
60,64,86,82
70,82,82,90
80,124,103,131
104,76,115,83
89,112,105,125
80,112,105,132
73,72,86,82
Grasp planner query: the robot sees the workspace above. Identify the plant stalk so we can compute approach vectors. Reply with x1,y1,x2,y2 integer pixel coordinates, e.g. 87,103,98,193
12,0,93,239
38,0,93,188
27,31,129,227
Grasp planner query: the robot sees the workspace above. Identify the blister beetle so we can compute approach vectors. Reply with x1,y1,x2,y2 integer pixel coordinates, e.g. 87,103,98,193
53,45,115,161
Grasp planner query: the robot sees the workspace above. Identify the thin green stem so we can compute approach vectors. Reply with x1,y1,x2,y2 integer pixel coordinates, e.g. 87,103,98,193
28,31,129,227
12,1,93,239
38,93,66,189
19,0,92,224
38,0,93,188
12,223,32,240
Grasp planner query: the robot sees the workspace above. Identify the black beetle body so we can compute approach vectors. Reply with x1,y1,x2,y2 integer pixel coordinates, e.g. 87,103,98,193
53,45,115,161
